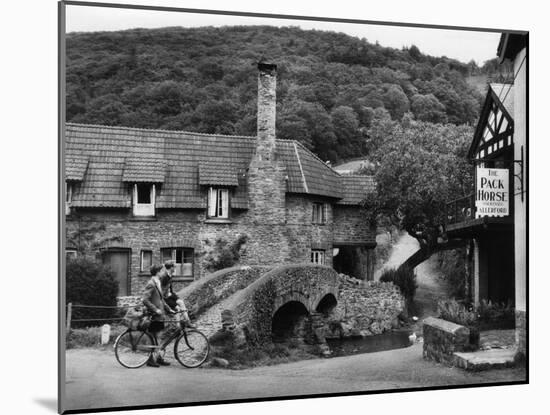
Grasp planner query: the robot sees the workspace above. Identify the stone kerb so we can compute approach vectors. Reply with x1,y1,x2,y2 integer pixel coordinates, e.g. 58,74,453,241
222,263,340,344
423,316,474,365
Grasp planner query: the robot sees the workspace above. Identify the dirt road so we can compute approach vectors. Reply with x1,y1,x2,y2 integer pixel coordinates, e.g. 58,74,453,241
64,343,524,412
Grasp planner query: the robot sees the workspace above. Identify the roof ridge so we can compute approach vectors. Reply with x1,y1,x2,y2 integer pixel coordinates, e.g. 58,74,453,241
66,122,257,139
343,174,375,179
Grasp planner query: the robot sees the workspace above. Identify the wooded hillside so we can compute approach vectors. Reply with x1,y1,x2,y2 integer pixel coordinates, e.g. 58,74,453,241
66,25,502,162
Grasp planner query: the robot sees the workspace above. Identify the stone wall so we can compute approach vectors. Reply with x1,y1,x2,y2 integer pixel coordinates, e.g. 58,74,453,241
116,296,142,308
423,317,478,365
333,205,375,245
515,309,526,358
66,189,371,296
285,195,335,267
324,276,405,337
222,265,404,345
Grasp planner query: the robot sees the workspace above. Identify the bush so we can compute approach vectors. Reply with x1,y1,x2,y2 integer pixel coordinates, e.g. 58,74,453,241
66,257,119,328
203,234,248,272
437,299,515,331
380,266,417,302
437,299,477,327
437,248,468,299
477,299,515,329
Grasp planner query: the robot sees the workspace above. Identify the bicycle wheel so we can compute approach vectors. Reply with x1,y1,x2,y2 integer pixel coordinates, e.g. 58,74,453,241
174,329,210,368
114,329,155,369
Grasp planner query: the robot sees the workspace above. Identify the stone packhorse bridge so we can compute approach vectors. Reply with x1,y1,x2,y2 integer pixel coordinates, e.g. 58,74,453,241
222,264,341,344
177,263,405,346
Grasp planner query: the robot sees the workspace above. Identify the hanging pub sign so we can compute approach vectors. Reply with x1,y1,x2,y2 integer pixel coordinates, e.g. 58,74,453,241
475,167,509,218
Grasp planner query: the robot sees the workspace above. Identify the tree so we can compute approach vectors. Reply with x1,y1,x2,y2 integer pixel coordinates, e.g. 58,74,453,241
408,45,423,62
363,118,474,269
277,99,337,160
82,94,126,126
330,105,365,159
410,94,447,123
382,85,410,120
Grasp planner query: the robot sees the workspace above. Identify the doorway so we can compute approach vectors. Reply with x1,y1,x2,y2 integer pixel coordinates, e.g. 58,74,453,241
102,249,130,296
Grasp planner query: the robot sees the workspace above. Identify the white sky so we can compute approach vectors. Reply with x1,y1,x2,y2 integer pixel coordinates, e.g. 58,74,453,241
65,2,502,65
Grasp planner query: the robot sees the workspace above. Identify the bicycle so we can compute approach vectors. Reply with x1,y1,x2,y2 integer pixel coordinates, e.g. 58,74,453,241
114,311,210,369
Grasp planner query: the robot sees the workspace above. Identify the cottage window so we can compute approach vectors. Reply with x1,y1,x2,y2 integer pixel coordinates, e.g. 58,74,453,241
133,184,156,217
207,187,229,219
140,250,153,272
311,250,325,265
161,248,194,278
312,203,326,224
66,249,77,261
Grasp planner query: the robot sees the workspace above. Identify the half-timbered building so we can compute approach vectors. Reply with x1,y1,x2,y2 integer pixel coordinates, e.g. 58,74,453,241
445,32,527,355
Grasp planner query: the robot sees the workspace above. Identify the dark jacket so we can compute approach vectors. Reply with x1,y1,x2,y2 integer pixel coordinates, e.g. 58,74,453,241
160,274,179,310
142,278,171,320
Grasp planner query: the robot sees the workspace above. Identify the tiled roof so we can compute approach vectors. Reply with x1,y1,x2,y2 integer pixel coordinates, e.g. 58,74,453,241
294,142,343,199
65,155,89,181
199,161,239,186
490,83,514,119
336,175,375,205
71,159,131,208
65,123,373,208
122,158,166,183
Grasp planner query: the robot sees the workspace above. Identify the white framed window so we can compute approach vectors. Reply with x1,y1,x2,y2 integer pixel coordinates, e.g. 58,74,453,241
65,182,74,215
133,183,156,217
161,247,194,278
207,187,229,219
66,249,77,261
312,202,326,224
311,250,325,265
140,250,153,272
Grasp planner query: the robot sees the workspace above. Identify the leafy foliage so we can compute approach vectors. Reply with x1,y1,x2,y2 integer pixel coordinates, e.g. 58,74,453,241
362,117,474,245
380,266,418,302
477,299,515,329
437,298,515,330
66,26,489,162
437,299,477,327
437,248,468,299
202,234,249,272
66,257,119,328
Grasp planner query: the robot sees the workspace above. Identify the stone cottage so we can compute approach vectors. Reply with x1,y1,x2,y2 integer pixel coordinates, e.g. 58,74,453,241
65,63,376,296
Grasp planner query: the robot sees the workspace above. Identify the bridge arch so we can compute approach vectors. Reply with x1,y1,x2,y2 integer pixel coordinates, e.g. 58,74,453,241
223,263,340,344
271,300,310,341
315,293,338,316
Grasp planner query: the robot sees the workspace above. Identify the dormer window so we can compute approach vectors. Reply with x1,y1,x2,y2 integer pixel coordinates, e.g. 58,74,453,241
207,187,229,219
133,183,156,217
65,182,74,215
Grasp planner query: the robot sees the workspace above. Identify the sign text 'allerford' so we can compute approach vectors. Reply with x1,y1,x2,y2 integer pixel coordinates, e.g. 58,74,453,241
475,167,509,218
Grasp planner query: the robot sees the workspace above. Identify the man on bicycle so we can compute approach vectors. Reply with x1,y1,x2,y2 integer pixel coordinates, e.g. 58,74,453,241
142,264,175,367
160,261,194,328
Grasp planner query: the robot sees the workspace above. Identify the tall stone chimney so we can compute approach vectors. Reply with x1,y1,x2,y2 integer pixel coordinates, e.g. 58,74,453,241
256,62,277,161
245,61,289,263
